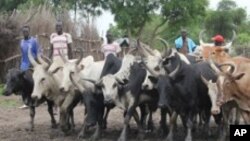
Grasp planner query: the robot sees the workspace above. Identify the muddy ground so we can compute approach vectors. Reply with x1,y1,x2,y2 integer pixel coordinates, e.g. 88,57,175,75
0,95,225,141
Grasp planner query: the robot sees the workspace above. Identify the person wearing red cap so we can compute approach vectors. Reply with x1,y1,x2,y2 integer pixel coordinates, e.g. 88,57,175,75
212,34,224,46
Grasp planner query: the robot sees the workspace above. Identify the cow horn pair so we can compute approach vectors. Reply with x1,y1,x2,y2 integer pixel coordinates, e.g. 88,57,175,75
209,59,236,74
199,30,236,48
28,46,49,70
156,37,170,58
59,47,84,65
142,59,180,79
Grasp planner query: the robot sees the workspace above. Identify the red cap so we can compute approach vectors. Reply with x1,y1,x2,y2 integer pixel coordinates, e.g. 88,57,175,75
212,35,224,42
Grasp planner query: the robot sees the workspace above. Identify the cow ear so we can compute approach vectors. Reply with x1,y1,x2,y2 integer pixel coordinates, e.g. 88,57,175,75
148,76,158,84
234,73,245,80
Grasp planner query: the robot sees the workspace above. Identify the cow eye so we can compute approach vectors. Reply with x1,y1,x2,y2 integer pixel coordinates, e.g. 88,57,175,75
154,66,160,71
112,83,117,88
40,78,45,83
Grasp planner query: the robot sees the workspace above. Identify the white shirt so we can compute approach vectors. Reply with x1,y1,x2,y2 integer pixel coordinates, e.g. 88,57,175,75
50,32,72,58
101,42,121,57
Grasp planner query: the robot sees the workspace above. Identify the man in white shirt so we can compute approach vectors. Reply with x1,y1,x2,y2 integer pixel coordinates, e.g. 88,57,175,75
49,21,73,60
101,32,121,58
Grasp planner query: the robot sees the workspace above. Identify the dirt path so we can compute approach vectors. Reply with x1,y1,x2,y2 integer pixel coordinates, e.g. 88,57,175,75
0,95,222,141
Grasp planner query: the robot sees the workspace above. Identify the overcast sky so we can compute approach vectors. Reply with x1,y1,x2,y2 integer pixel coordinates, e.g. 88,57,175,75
95,0,250,38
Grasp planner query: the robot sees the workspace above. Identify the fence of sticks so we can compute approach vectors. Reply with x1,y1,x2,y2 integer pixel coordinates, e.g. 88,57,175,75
0,4,104,83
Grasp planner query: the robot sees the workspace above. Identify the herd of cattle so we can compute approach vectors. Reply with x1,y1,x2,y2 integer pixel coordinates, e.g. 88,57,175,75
3,31,250,141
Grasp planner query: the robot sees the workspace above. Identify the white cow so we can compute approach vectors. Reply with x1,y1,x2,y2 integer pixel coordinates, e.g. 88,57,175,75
28,48,78,134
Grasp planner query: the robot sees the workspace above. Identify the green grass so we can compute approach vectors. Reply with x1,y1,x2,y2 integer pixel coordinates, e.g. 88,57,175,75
0,83,20,107
0,83,4,95
0,99,19,107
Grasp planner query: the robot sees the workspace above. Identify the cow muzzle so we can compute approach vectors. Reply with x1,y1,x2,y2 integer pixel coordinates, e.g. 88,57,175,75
3,90,12,96
59,87,69,93
31,94,41,101
211,108,221,115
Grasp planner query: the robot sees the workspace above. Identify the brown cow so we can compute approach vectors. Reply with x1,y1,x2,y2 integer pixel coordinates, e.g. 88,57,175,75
209,60,250,124
201,76,241,141
194,30,236,61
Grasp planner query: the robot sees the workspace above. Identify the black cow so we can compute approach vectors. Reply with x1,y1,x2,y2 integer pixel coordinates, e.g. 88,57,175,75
100,53,122,77
113,62,160,141
99,53,158,133
76,90,104,141
146,52,222,141
3,68,57,131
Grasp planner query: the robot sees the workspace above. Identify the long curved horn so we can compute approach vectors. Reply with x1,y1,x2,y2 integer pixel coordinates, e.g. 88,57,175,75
199,30,206,45
200,75,209,86
156,37,170,58
37,55,49,69
69,72,85,92
28,46,39,67
156,37,169,49
169,64,180,78
59,49,67,63
41,55,52,65
225,30,236,48
219,62,235,74
76,47,84,65
115,77,125,84
209,59,221,74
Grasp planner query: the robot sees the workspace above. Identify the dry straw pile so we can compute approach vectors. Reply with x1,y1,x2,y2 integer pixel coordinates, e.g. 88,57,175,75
0,4,102,82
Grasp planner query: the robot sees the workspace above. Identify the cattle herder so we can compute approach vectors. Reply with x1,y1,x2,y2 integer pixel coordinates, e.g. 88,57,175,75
175,29,196,55
211,34,225,47
101,31,121,58
19,25,40,109
49,21,73,71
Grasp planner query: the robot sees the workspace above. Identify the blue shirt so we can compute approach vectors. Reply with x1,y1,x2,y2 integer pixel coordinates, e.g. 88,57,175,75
20,37,40,71
175,37,196,53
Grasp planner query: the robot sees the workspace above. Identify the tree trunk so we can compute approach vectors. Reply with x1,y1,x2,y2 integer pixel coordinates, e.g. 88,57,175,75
149,19,168,47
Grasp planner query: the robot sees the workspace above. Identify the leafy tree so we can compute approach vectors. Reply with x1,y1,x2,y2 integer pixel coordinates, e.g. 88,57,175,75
108,24,126,40
0,0,28,11
204,0,247,39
